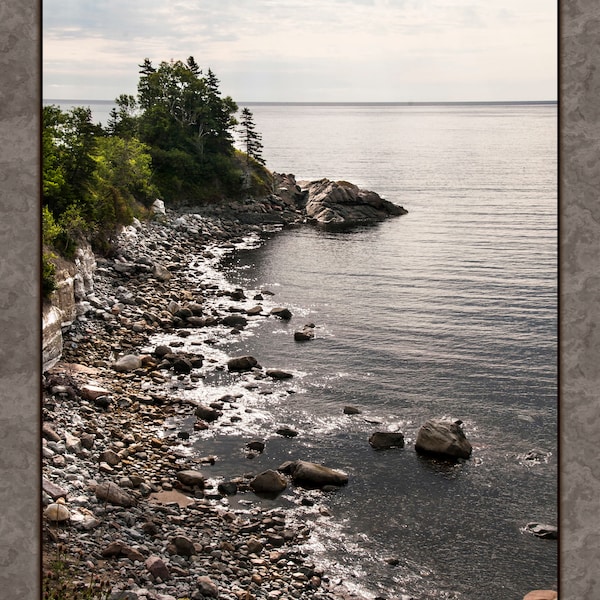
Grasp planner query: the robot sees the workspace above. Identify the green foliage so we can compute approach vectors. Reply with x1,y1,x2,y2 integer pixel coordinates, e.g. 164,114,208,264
42,252,57,299
136,57,241,200
42,57,270,266
239,107,265,166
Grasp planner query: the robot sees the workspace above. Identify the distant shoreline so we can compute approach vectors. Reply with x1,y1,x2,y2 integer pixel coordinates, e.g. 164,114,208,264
44,98,558,107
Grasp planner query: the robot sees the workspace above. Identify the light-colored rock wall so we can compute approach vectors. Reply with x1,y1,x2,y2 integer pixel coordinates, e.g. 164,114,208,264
42,242,96,371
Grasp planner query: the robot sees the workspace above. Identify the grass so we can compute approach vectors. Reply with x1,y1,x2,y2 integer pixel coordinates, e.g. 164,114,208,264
42,542,111,600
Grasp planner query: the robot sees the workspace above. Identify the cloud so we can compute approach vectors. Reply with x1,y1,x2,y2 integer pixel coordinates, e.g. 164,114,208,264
43,0,557,101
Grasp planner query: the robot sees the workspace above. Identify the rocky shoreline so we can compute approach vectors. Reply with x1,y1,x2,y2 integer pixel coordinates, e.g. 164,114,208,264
42,180,556,600
42,180,408,600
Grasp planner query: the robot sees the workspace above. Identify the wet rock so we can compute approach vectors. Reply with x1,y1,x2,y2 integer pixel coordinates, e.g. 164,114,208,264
343,406,361,415
522,522,558,539
250,470,288,495
368,431,405,450
172,357,193,374
246,440,266,453
222,314,248,328
276,426,298,438
270,307,292,320
415,418,472,460
294,324,315,341
266,369,293,380
282,460,349,489
217,481,238,496
194,404,222,422
227,356,259,371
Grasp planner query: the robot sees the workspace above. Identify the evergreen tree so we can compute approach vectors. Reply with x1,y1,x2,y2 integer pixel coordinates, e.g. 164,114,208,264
239,107,265,166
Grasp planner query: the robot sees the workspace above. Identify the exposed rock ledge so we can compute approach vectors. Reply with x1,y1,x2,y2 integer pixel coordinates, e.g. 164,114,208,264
298,177,408,227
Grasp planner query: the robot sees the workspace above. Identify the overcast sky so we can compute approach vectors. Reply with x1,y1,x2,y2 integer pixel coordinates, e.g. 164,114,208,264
43,0,557,103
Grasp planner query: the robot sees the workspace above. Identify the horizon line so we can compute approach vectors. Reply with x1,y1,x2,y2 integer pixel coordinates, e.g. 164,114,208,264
44,98,558,106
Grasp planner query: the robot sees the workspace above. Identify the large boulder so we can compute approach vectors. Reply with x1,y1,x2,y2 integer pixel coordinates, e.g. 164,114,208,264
299,178,407,227
282,460,348,489
415,418,472,460
227,356,259,372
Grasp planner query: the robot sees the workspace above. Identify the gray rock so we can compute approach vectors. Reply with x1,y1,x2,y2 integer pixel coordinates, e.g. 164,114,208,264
266,369,293,380
301,178,407,227
113,354,142,373
95,482,136,507
369,431,405,450
284,460,349,489
227,356,258,371
152,262,172,282
415,418,472,460
145,555,171,581
523,522,558,539
171,535,196,556
276,426,298,438
196,575,219,598
177,470,205,488
222,314,248,328
194,405,222,422
294,326,315,341
270,307,292,320
250,470,288,495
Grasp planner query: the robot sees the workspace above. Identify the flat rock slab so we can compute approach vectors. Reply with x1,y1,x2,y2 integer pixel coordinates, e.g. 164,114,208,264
148,490,196,508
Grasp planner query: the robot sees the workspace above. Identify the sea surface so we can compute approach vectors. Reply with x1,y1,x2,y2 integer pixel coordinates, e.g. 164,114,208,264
46,100,558,599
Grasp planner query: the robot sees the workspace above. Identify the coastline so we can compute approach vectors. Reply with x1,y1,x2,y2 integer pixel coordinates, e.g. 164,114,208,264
42,203,373,600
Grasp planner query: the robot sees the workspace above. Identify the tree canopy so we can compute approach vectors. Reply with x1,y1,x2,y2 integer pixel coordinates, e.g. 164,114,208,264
42,56,271,296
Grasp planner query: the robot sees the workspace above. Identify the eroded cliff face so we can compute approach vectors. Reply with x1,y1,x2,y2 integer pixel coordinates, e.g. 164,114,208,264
42,243,96,371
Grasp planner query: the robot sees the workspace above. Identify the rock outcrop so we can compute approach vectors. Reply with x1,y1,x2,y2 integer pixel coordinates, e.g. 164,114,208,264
298,178,407,227
42,242,96,371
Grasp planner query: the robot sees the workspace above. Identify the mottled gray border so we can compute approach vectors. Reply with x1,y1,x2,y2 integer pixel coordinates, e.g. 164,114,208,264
0,1,41,600
0,1,586,599
560,1,600,599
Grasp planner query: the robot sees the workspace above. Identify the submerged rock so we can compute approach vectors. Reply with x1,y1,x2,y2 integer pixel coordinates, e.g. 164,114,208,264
415,418,472,460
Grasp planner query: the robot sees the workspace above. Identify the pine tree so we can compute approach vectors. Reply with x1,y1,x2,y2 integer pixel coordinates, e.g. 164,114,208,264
239,107,265,166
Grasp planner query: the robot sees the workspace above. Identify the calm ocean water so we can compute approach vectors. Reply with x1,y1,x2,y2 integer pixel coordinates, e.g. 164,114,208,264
47,100,557,599
222,103,558,600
